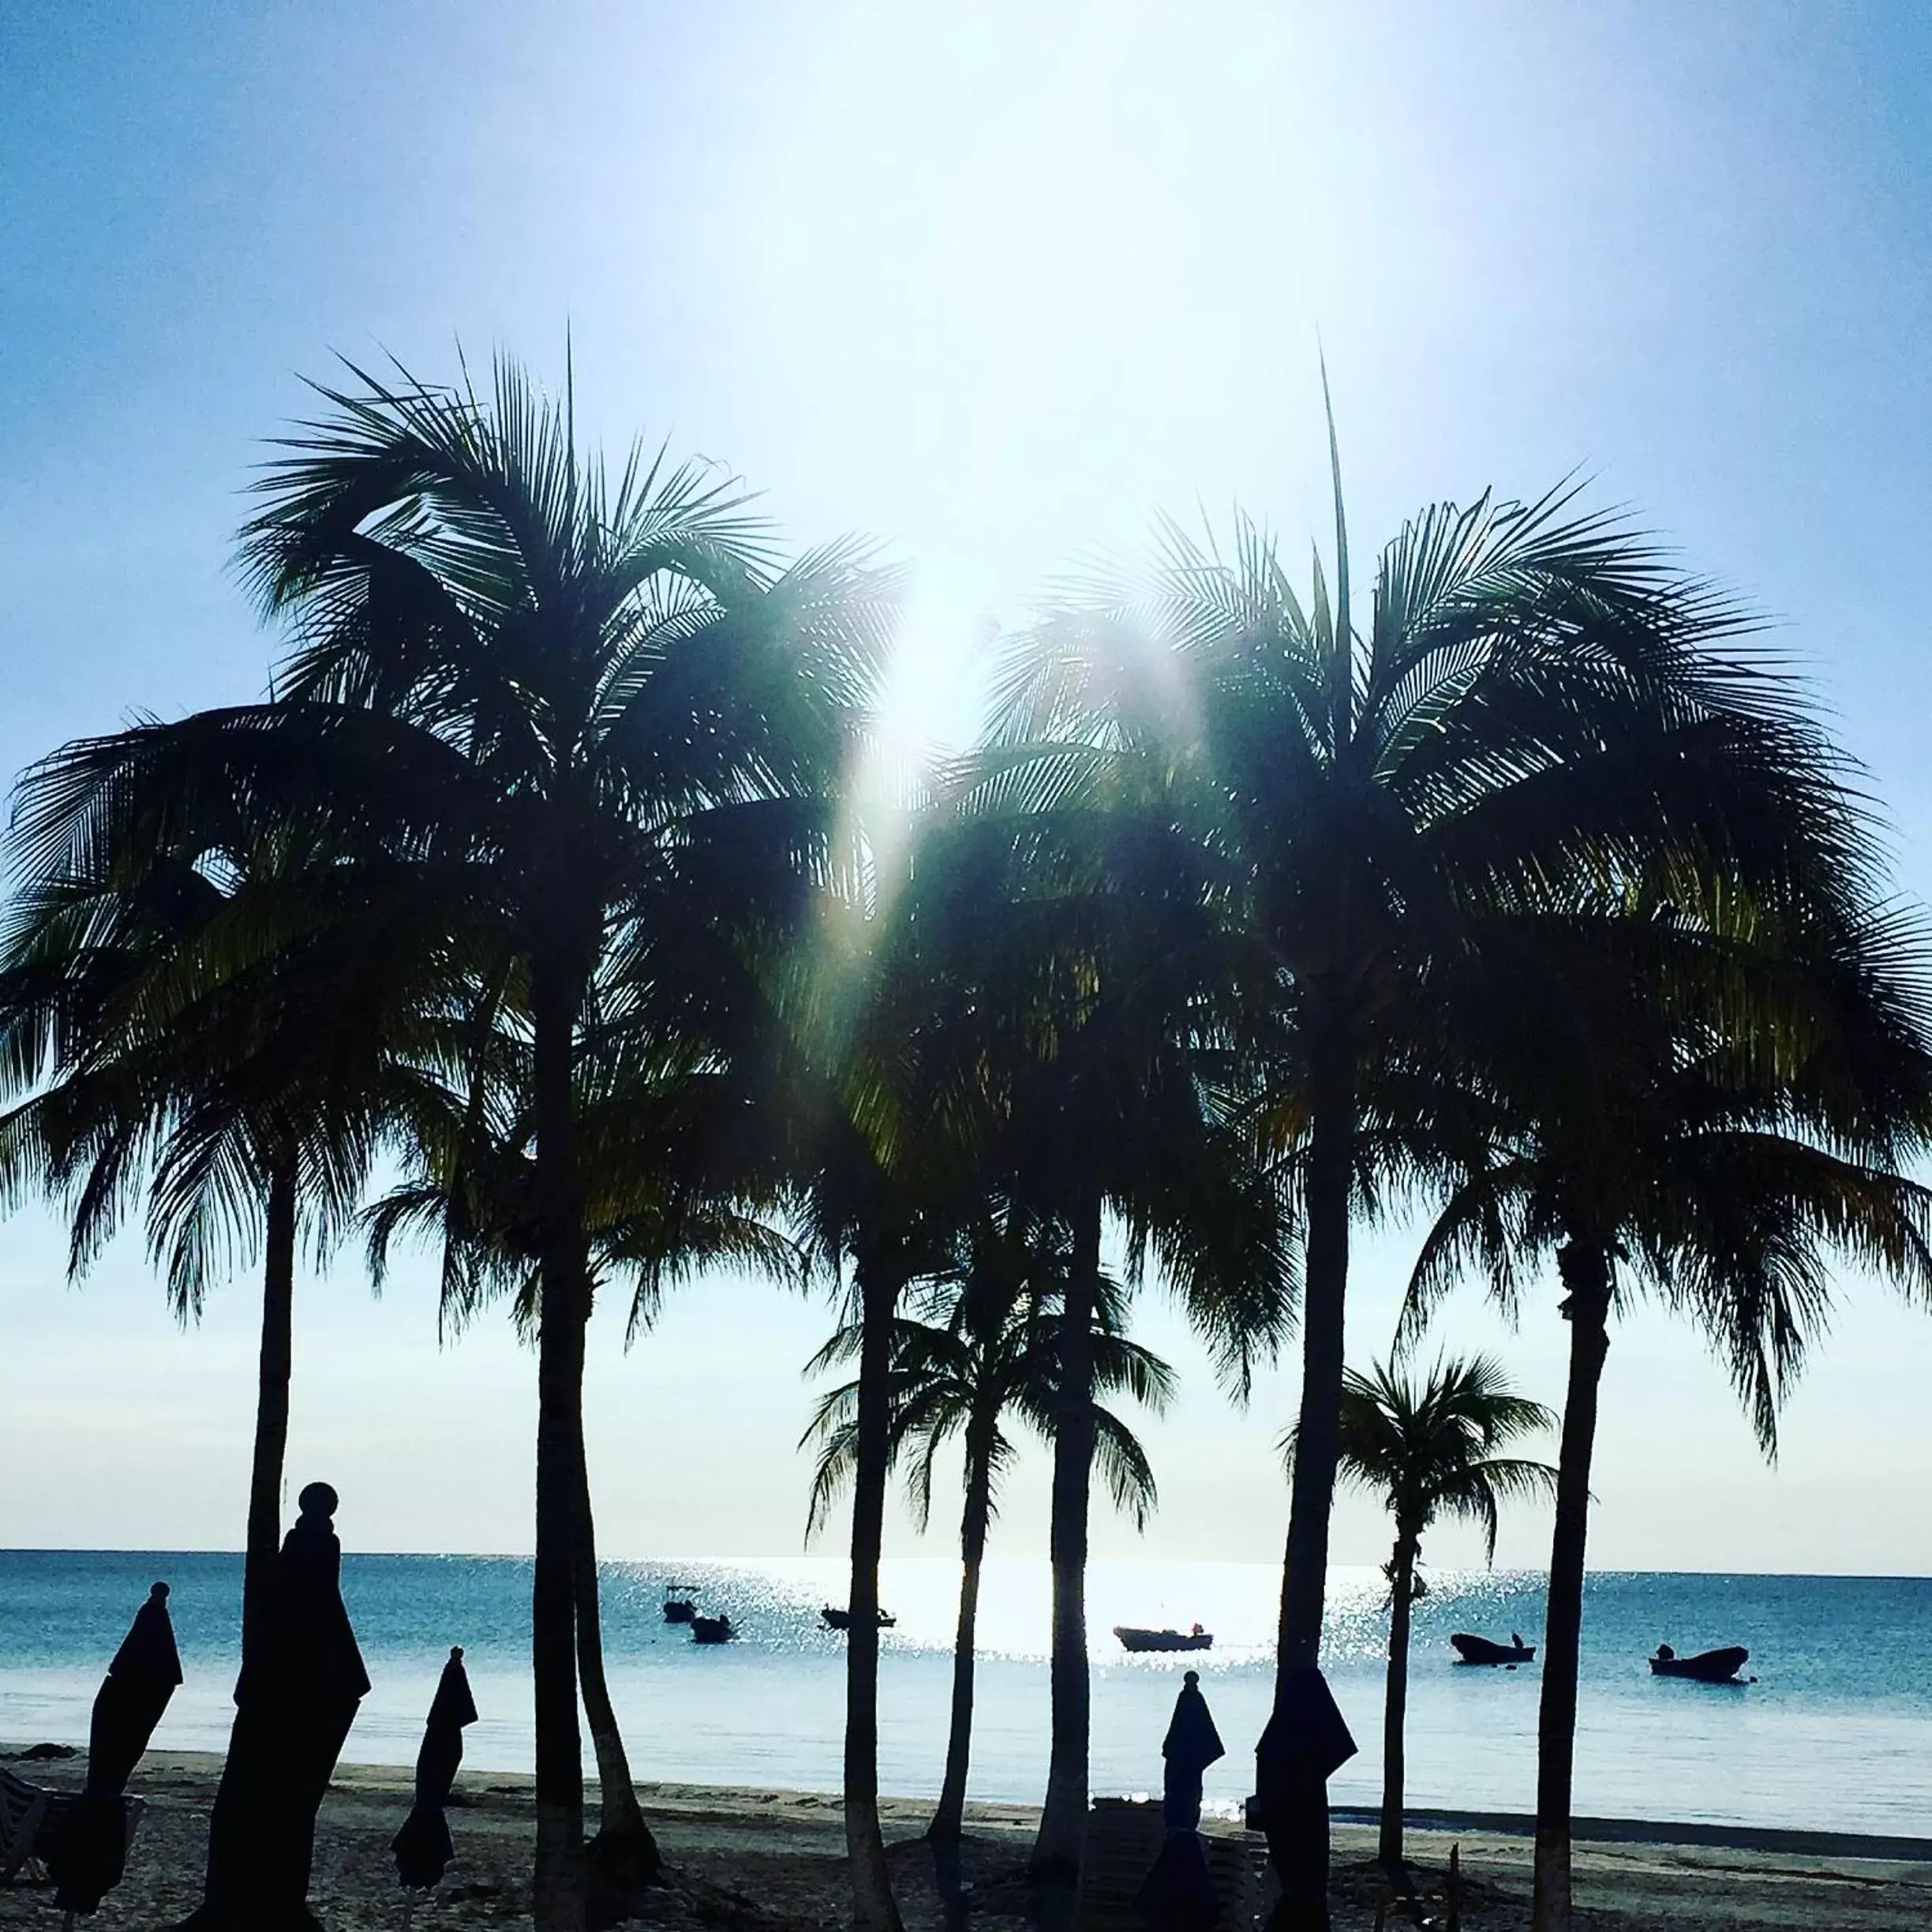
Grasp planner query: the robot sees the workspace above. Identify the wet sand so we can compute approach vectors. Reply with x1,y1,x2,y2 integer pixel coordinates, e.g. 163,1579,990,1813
2,1748,1929,1930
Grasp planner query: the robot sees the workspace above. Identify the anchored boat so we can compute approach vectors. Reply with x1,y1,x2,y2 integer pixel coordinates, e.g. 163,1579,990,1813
821,1605,896,1631
1114,1623,1212,1653
1650,1644,1750,1683
1450,1631,1536,1666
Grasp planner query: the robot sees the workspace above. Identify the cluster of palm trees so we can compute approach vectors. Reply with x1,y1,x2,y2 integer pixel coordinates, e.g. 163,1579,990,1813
4,354,1930,1932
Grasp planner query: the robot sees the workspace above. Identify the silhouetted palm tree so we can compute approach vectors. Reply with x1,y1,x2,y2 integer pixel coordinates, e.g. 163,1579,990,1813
49,354,894,1931
992,422,1871,1924
1288,1355,1553,1874
925,766,1293,1877
1405,900,1932,1932
804,1216,1174,1846
0,799,444,1655
368,1024,800,1889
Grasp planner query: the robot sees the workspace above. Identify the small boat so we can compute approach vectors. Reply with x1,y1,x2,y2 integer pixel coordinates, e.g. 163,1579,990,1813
662,1593,698,1624
1451,1631,1536,1666
690,1614,735,1645
1649,1644,1749,1683
822,1605,897,1631
1114,1623,1212,1653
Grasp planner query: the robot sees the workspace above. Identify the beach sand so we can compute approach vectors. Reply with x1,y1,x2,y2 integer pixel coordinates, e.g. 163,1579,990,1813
3,1748,1929,1931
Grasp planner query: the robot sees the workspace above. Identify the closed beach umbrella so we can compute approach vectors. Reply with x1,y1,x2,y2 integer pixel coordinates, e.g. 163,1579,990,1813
175,1481,371,1931
48,1580,183,1918
1140,1671,1230,1932
391,1646,478,1892
1161,1668,1226,1829
1254,1664,1357,1931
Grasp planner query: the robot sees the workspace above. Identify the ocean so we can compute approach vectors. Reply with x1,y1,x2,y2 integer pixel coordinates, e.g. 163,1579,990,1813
3,1552,1928,1837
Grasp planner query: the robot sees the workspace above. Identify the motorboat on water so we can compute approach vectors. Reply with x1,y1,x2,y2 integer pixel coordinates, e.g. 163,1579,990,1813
1450,1631,1536,1666
662,1592,698,1624
1649,1644,1750,1683
1114,1623,1212,1653
690,1613,736,1645
822,1605,897,1631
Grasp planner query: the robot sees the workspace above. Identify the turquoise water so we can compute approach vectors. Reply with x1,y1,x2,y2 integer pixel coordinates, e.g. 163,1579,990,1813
3,1552,1929,1835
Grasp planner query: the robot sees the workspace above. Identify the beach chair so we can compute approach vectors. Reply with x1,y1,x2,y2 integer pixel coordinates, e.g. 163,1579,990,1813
0,1768,144,1899
1074,1798,1258,1932
0,1765,51,1883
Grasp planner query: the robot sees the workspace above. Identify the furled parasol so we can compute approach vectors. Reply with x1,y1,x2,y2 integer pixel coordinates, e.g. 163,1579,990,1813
47,1580,182,1923
391,1646,478,1896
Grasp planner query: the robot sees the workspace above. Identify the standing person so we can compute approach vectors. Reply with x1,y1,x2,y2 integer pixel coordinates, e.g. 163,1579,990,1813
178,1482,370,1931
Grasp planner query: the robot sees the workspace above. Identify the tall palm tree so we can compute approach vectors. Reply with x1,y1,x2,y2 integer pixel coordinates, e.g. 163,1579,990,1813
368,1020,801,1889
36,354,895,1932
1404,900,1932,1932
925,765,1293,1878
1288,1355,1553,1875
992,425,1870,1923
0,798,444,1656
803,1217,1175,1847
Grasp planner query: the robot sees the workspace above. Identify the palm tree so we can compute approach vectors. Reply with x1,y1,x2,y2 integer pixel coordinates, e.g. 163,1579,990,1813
1404,899,1932,1932
36,354,895,1932
1289,1355,1553,1876
925,763,1293,1878
803,1215,1175,1847
990,424,1871,1923
0,797,444,1656
368,1018,802,1889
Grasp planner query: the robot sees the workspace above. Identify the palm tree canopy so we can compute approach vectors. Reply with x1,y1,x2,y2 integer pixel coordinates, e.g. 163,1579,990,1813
803,1212,1177,1539
901,769,1295,1393
992,481,1867,932
0,784,456,1314
1402,897,1932,1451
17,355,897,1044
364,1006,806,1342
981,467,1887,1241
1286,1353,1556,1563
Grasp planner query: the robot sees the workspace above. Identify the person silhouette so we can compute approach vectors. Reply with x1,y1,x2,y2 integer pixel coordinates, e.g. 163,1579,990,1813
177,1483,370,1931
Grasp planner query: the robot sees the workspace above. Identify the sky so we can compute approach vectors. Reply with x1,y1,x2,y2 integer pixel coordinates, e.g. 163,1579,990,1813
3,0,1932,1573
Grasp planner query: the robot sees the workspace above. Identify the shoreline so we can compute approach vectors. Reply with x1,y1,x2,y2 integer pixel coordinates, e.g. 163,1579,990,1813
4,1749,1931,1931
12,1746,1932,1864
1331,1805,1932,1864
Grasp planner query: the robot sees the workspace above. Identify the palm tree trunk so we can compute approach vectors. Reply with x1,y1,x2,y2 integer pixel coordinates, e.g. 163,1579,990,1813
242,1148,298,1664
846,1257,906,1932
575,1434,661,1882
1531,1241,1612,1932
532,957,591,1932
1031,1190,1100,1879
1379,1531,1417,1876
1267,1032,1354,1931
930,1434,994,1846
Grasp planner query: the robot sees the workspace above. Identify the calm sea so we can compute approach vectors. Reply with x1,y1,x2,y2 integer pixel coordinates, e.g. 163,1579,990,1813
3,1553,1928,1836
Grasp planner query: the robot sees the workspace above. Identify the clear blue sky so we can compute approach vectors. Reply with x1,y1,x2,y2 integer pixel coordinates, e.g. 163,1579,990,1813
4,1,1932,1571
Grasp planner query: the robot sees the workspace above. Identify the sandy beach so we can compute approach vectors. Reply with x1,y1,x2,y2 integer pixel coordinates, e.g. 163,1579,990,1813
4,1747,1930,1932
